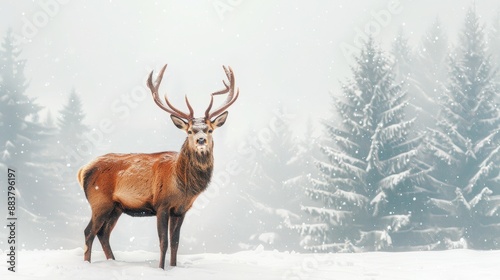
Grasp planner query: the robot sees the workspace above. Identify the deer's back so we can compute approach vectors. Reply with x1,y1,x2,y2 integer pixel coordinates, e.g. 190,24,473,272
78,152,178,214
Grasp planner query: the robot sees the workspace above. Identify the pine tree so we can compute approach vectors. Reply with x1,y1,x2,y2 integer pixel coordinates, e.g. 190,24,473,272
299,38,427,252
57,89,89,146
489,10,500,74
413,17,449,128
0,29,41,169
392,28,413,84
0,29,47,198
426,7,500,249
53,88,90,178
0,29,53,247
238,107,309,251
41,89,90,248
286,116,322,190
391,28,426,135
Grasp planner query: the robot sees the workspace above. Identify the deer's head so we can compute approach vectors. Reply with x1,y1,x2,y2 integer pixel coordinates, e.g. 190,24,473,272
147,64,239,156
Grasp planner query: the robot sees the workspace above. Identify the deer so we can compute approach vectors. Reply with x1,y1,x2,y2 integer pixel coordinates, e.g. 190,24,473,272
77,64,239,269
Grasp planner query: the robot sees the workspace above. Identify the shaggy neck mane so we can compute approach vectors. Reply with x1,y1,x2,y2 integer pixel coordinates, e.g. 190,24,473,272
175,140,213,196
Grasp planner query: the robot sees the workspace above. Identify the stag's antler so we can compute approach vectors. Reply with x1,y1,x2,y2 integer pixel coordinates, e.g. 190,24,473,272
205,66,239,120
147,64,194,120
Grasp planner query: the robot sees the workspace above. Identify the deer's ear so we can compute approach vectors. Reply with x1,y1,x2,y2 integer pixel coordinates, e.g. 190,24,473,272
170,115,189,130
212,111,229,128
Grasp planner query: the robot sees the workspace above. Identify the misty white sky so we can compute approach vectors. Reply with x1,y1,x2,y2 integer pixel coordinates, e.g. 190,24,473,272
2,0,500,152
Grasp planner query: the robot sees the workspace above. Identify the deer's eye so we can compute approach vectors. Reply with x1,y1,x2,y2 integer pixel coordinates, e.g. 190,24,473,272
188,130,193,134
208,129,213,133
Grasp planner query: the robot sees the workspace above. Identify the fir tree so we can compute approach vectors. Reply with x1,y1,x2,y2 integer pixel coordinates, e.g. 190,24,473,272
391,28,425,134
300,38,427,252
489,10,500,87
0,29,41,169
489,10,500,73
57,88,88,146
418,17,448,74
238,107,309,251
392,28,413,83
54,88,90,177
43,89,90,248
0,29,53,247
413,17,449,128
426,7,500,249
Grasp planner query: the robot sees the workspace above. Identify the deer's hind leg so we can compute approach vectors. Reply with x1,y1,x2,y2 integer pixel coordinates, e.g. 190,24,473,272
97,206,122,260
84,203,116,262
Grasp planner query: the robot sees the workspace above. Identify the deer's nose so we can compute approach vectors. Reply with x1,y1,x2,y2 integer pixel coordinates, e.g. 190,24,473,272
197,138,206,145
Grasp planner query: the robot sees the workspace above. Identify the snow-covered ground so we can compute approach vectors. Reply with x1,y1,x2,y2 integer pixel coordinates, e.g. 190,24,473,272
1,247,499,279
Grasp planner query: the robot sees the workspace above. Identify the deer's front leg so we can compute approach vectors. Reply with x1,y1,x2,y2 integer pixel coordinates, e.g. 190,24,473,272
157,209,170,269
169,212,185,266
